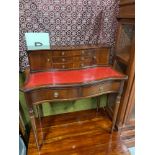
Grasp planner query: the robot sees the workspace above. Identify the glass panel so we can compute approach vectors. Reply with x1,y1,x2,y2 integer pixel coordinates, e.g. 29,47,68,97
117,24,135,53
114,61,128,74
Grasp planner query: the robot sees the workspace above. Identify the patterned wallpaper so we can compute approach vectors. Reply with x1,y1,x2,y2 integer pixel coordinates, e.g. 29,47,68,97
19,0,119,71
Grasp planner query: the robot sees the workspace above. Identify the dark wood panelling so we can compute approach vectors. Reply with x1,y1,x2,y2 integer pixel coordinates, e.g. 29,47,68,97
118,0,135,18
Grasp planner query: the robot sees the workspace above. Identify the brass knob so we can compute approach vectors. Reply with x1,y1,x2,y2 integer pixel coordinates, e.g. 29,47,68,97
93,56,96,59
99,86,104,92
53,92,59,98
62,58,65,62
81,63,84,67
81,50,85,54
62,52,65,56
47,58,50,62
62,65,65,68
81,57,84,61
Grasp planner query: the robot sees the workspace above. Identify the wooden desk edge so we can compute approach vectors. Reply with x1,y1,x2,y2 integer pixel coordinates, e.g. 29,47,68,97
20,76,127,93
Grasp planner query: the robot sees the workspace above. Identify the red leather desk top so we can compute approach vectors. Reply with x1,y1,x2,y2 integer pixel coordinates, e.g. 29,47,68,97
24,67,125,89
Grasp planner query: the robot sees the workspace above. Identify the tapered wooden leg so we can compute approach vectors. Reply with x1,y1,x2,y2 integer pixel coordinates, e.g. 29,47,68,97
37,105,44,143
111,81,125,133
96,96,100,112
29,108,40,150
111,95,121,133
38,104,43,117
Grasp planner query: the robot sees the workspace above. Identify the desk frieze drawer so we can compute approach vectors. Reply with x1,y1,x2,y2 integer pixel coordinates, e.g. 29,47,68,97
27,88,79,104
81,81,121,97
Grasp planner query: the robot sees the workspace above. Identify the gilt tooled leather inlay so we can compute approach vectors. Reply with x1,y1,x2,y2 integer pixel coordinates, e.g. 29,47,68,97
24,67,124,89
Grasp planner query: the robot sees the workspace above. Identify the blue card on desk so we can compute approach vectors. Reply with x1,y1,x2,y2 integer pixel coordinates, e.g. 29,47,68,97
25,33,50,50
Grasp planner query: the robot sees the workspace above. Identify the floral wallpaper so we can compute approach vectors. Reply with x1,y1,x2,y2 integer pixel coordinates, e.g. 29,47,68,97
19,0,119,71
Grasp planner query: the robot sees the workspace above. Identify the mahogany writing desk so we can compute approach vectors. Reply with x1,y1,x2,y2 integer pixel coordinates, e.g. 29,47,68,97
21,46,127,150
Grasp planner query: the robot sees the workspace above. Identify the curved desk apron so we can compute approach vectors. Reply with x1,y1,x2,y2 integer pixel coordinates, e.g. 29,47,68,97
21,46,127,150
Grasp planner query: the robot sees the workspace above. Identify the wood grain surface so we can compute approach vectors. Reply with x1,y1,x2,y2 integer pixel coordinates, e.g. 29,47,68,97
28,109,130,155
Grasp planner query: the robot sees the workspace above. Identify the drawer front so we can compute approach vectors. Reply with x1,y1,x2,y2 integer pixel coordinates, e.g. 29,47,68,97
28,51,52,71
27,88,79,104
81,81,121,97
52,55,96,64
80,49,96,56
96,49,109,65
52,50,96,57
52,50,81,57
52,57,96,69
52,57,73,63
74,55,96,61
74,60,96,68
25,81,121,104
52,63,73,69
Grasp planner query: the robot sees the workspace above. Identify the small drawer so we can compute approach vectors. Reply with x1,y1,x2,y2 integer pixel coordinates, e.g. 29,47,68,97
80,56,96,61
52,57,73,63
52,51,73,57
28,88,79,104
52,63,73,69
81,81,121,97
80,49,96,56
74,59,96,68
73,56,94,61
28,52,52,71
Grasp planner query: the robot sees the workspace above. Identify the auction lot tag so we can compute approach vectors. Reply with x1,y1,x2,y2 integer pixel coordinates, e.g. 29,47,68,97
25,33,50,50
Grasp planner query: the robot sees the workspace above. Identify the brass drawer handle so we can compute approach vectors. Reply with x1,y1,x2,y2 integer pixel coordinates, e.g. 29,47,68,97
53,92,59,98
81,63,84,67
81,50,85,54
93,56,96,59
62,52,65,56
62,58,66,62
62,65,65,69
47,58,50,62
81,57,84,61
99,86,104,92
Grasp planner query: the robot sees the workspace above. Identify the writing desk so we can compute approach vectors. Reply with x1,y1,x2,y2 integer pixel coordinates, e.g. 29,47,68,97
21,46,127,150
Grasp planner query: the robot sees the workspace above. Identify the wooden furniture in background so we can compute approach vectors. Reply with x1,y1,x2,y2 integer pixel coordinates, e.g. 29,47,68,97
112,0,135,147
20,46,127,150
